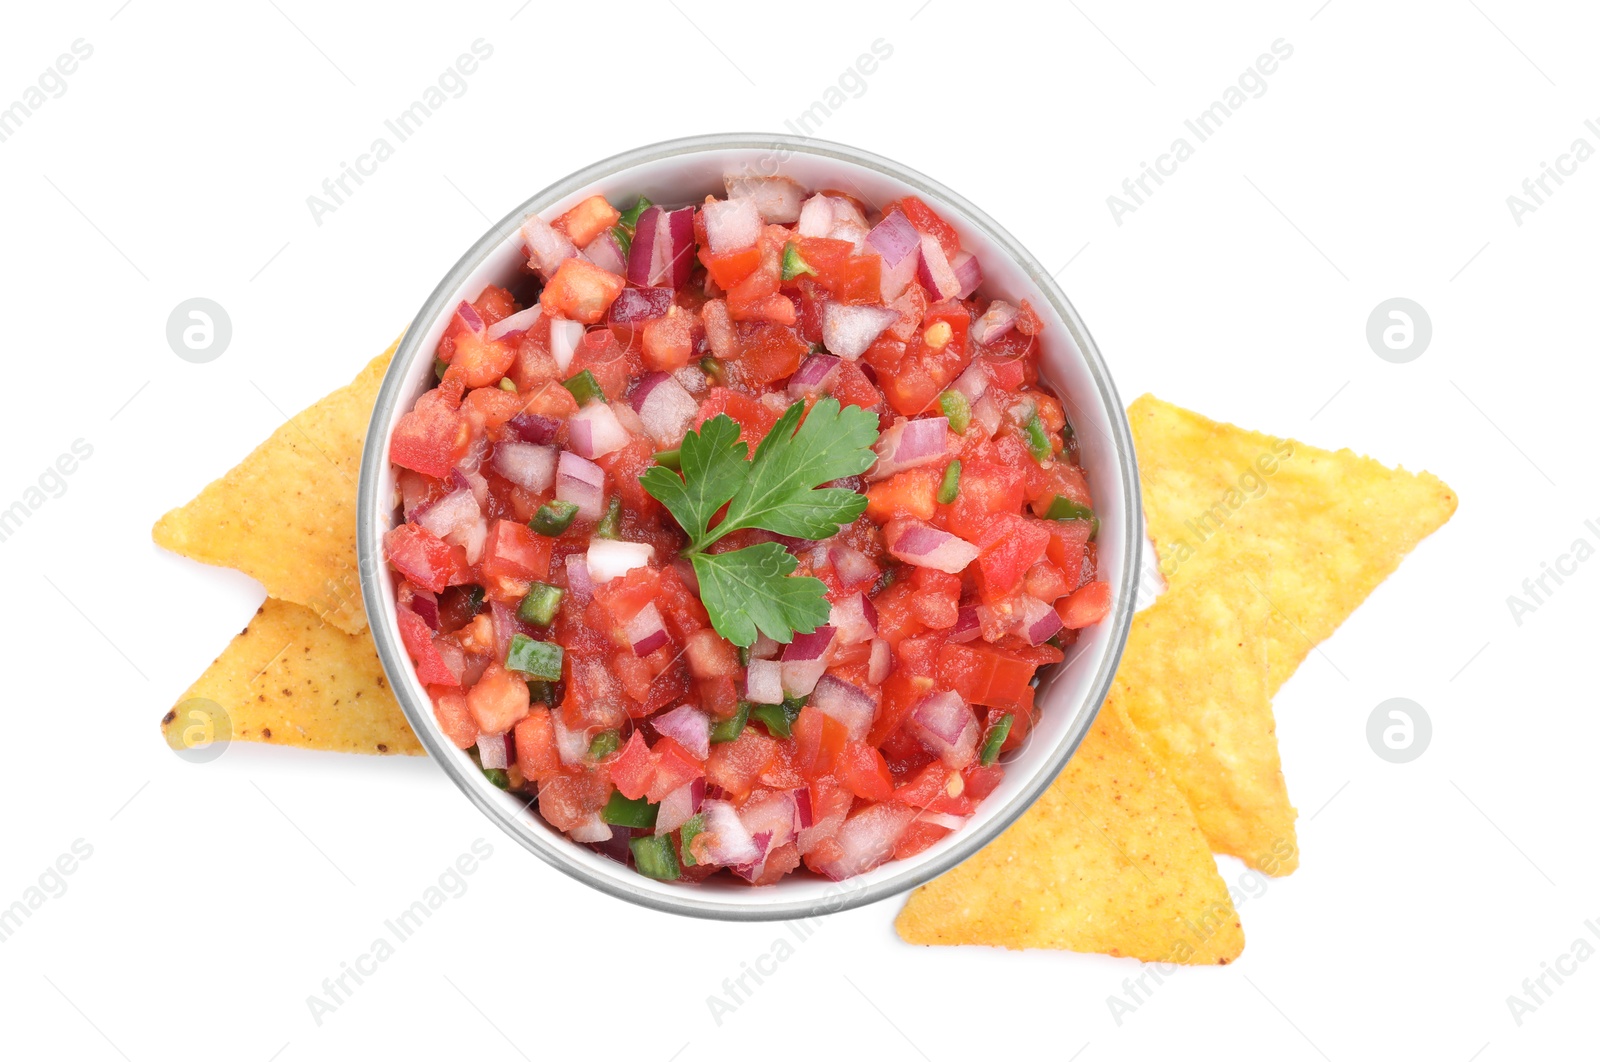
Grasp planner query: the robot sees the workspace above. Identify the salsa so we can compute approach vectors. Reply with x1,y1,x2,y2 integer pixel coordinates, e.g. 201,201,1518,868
385,175,1112,884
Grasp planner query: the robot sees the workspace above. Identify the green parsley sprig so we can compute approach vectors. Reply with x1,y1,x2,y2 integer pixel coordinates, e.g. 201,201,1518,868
640,398,879,646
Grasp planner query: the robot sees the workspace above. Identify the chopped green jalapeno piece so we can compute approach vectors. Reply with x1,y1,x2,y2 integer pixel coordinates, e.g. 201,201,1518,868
483,767,510,789
1023,414,1052,463
654,447,682,470
737,645,750,668
517,582,564,626
979,712,1014,767
595,495,623,539
678,812,707,866
433,357,449,381
938,390,971,433
751,697,805,739
530,499,580,536
781,241,816,281
629,834,680,880
525,678,554,704
611,224,631,255
618,195,652,230
709,701,750,744
937,460,962,505
587,729,620,759
563,368,606,405
497,377,517,392
1044,495,1094,522
602,790,657,829
505,634,564,680
700,355,723,381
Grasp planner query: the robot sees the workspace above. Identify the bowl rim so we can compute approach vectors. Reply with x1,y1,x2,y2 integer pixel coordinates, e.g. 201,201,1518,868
357,132,1142,921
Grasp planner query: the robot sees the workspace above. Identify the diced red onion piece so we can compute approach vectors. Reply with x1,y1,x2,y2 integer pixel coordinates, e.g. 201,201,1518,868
880,250,919,303
951,250,982,299
549,317,584,372
652,704,710,761
556,451,605,522
867,209,919,266
607,286,674,326
793,787,814,830
455,300,486,336
628,206,695,288
867,637,892,684
952,361,990,404
868,416,949,481
633,372,699,446
625,602,670,657
551,715,588,766
886,520,981,574
507,412,559,445
811,674,875,742
750,633,782,660
744,659,784,705
582,229,628,276
916,234,962,300
725,174,805,223
971,301,1020,346
586,539,654,585
787,353,841,398
476,732,510,770
698,800,762,866
701,196,762,254
910,690,979,768
567,403,630,460
490,440,556,492
780,625,835,697
796,195,835,237
654,777,706,835
486,304,540,342
828,593,876,646
821,302,899,360
415,488,479,542
783,627,835,661
949,605,981,643
521,214,577,278
971,389,1003,437
1018,596,1065,646
408,588,440,630
828,545,879,590
564,553,595,604
731,832,775,881
808,803,916,881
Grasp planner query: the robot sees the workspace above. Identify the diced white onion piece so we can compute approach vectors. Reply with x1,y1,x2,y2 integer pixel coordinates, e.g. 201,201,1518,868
867,637,892,685
521,214,577,278
555,450,605,522
811,674,876,742
867,416,949,481
551,715,588,766
725,174,806,223
702,196,762,254
1018,595,1064,646
549,317,584,372
634,372,699,445
654,777,705,835
917,233,962,301
652,704,710,761
829,593,877,646
797,194,835,237
698,800,762,866
952,361,990,403
586,539,654,585
567,811,612,843
476,732,510,770
567,403,630,460
486,305,541,342
625,602,670,657
807,803,916,881
909,690,979,768
490,440,556,492
951,250,981,299
971,301,1019,346
822,302,899,360
744,659,784,705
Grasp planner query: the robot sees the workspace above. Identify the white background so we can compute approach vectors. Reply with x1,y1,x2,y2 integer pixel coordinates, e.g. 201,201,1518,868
1,1,1595,1059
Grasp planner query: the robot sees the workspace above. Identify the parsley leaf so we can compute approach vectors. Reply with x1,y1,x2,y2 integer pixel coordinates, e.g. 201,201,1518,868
641,397,880,646
691,543,833,647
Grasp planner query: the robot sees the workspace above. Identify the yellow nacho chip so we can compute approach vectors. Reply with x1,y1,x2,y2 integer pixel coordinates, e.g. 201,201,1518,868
896,698,1244,964
163,598,421,756
1129,394,1457,692
1115,540,1298,875
152,342,397,635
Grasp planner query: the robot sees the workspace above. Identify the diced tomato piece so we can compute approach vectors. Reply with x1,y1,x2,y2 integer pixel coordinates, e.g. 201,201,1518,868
642,658,692,717
540,257,625,324
645,736,705,802
892,761,961,809
1058,580,1112,629
760,742,807,790
909,567,960,629
513,707,561,781
642,306,694,371
482,519,553,584
384,523,470,593
981,353,1027,391
870,580,924,648
612,650,656,704
793,704,849,780
837,741,895,801
536,771,609,833
795,237,882,305
593,565,663,629
463,385,523,433
610,730,654,800
398,608,461,686
973,513,1050,600
893,819,953,860
865,467,940,523
880,300,970,416
684,629,738,680
706,729,779,799
567,328,631,400
937,641,1038,713
466,664,531,735
697,674,741,719
430,688,477,749
1041,517,1092,584
699,243,762,290
694,388,783,449
657,567,712,639
728,323,808,387
555,194,621,248
390,390,469,478
1024,558,1073,603
945,460,1026,540
888,195,962,259
829,358,880,410
726,243,781,321
450,332,516,388
868,670,935,747
1028,459,1093,512
962,762,1006,801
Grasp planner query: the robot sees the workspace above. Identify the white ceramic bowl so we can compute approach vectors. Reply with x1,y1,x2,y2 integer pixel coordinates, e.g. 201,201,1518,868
358,134,1141,921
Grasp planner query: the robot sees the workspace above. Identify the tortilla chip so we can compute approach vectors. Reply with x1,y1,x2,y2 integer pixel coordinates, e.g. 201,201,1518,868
152,342,397,635
896,698,1244,964
1129,394,1457,692
1115,540,1298,875
163,598,421,756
